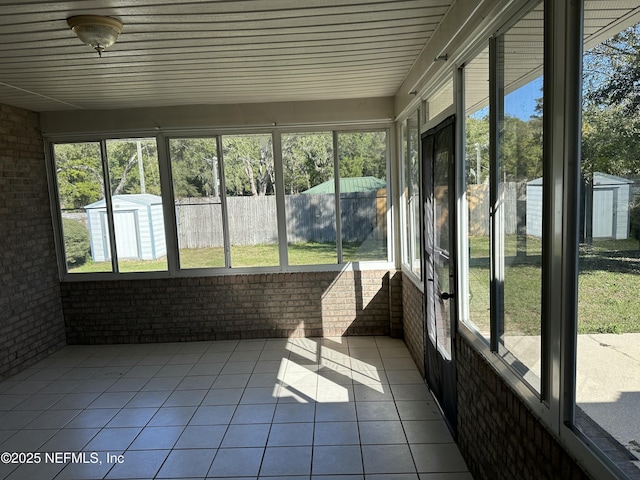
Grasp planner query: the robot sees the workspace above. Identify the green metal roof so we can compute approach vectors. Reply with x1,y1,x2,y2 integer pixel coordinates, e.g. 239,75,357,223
302,176,386,194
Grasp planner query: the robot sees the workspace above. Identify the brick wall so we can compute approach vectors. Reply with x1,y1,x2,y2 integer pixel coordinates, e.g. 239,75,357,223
0,103,66,379
388,271,403,338
401,272,425,376
61,270,395,344
457,334,592,480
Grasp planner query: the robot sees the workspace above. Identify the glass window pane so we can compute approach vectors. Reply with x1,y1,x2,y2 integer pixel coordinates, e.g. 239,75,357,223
105,138,167,273
576,5,640,475
282,132,337,265
338,131,388,262
497,4,544,391
463,47,490,341
53,142,112,273
427,79,453,122
222,134,278,267
169,138,225,268
402,121,410,267
408,114,421,276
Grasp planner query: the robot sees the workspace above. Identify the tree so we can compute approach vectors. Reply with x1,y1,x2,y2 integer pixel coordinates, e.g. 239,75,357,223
584,24,640,116
54,142,104,210
338,131,387,179
106,139,160,196
169,138,220,198
281,133,333,193
581,105,640,177
581,23,640,177
499,115,543,182
222,135,274,196
465,115,490,184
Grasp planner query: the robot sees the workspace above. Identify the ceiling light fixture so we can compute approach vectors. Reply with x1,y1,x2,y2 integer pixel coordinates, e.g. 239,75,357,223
67,15,123,57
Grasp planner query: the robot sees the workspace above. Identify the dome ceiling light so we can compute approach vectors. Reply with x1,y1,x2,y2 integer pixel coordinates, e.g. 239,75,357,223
67,15,123,57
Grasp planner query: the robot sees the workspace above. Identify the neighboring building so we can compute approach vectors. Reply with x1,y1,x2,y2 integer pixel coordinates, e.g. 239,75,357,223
301,176,387,194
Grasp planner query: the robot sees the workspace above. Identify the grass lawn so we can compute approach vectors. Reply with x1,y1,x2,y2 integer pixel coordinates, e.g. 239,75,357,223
69,241,387,273
467,236,640,334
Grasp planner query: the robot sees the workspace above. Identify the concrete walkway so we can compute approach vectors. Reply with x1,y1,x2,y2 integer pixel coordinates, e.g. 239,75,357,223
507,332,640,470
576,333,640,469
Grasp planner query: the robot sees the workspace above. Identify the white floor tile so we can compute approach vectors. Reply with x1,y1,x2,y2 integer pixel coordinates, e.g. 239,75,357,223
175,425,226,449
156,448,215,478
363,444,416,474
312,445,363,475
260,445,312,476
0,337,472,480
208,447,264,477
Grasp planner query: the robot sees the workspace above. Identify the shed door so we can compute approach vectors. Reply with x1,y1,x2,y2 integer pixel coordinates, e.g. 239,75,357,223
103,210,141,260
592,188,615,238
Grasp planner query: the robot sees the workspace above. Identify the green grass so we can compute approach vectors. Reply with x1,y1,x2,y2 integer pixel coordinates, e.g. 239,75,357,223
467,235,640,334
69,240,387,273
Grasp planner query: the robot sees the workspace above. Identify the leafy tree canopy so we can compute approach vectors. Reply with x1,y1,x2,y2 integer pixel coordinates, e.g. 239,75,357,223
584,24,640,116
582,23,640,178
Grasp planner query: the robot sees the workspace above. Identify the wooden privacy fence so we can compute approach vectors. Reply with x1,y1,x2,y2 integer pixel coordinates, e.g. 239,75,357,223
175,192,387,248
467,183,518,236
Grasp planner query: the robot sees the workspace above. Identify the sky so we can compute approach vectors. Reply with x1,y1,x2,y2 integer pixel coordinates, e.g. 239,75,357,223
470,76,543,121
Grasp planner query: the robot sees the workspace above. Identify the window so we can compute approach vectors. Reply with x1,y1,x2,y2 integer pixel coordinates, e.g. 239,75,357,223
575,4,640,475
457,4,544,391
400,110,423,280
169,137,225,269
462,47,490,342
105,138,166,273
53,142,112,273
426,79,454,122
53,139,167,274
407,113,421,276
282,132,337,265
52,125,390,276
338,131,388,262
221,134,278,268
494,5,544,391
281,130,389,266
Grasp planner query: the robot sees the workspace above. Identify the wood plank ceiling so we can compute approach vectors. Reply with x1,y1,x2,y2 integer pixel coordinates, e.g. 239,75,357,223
0,0,453,112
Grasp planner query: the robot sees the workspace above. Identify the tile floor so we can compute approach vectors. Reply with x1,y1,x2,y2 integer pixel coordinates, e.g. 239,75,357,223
0,336,472,480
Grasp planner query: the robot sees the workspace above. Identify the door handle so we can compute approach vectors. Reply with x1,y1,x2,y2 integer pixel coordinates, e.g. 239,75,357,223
440,292,455,300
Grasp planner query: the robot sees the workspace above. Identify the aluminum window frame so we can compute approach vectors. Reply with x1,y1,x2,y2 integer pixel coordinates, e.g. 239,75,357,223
46,123,395,282
398,109,423,286
454,0,633,478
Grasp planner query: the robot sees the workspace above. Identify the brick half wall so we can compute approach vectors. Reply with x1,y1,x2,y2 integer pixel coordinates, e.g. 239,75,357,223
457,334,593,480
401,272,425,377
62,270,396,344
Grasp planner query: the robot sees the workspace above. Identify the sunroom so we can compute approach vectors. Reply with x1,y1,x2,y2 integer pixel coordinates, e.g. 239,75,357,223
1,1,640,479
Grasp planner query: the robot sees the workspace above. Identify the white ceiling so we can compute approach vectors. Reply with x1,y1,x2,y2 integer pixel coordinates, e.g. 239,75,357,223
0,0,453,112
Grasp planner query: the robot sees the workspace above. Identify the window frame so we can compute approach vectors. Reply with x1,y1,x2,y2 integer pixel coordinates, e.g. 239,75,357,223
451,0,634,479
46,123,395,281
399,109,423,286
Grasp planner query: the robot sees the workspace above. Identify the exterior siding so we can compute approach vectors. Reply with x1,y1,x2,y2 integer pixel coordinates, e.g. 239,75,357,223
0,103,66,379
150,203,166,258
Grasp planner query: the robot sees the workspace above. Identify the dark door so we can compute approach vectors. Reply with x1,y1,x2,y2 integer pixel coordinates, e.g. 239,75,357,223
422,115,458,437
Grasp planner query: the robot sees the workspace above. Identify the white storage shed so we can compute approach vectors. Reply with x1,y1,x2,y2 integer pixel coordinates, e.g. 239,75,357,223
527,172,632,239
85,194,166,262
